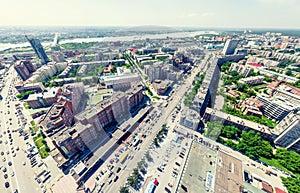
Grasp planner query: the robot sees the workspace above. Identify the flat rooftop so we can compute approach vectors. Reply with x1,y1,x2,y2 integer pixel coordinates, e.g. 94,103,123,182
178,141,217,193
215,151,244,193
205,108,272,135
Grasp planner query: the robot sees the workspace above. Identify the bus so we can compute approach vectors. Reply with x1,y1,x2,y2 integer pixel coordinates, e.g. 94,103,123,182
119,152,129,164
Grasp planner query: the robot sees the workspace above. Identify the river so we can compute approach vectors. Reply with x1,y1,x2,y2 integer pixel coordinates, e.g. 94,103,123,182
0,31,217,51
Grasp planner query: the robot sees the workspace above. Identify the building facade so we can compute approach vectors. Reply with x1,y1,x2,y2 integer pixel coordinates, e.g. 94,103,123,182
273,110,300,153
222,39,239,55
14,60,34,81
257,95,297,122
229,63,253,77
238,76,264,85
25,36,50,64
179,108,200,130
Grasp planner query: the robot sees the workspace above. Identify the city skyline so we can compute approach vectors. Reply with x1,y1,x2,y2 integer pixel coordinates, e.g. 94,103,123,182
1,0,300,28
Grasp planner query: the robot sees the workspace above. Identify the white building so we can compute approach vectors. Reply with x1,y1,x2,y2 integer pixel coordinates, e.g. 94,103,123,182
179,108,200,130
238,76,264,85
273,110,300,153
229,63,253,77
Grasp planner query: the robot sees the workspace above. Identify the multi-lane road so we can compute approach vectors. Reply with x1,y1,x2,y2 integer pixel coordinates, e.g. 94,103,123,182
0,67,41,193
95,53,211,192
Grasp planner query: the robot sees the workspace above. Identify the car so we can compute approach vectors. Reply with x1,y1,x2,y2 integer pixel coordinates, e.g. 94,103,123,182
10,172,14,177
4,174,8,179
2,158,6,162
2,167,7,172
113,176,119,182
157,167,163,172
5,182,9,188
8,161,12,166
13,189,18,193
108,179,113,184
1,152,4,156
108,172,113,178
116,167,121,173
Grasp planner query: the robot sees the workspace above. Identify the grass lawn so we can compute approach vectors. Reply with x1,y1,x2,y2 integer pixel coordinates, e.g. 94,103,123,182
33,132,50,159
39,146,49,159
35,137,44,149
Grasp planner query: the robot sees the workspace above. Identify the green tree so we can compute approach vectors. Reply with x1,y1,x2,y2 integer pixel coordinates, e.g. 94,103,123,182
281,177,300,193
120,186,129,193
229,70,239,76
206,121,223,140
285,70,293,76
221,125,241,139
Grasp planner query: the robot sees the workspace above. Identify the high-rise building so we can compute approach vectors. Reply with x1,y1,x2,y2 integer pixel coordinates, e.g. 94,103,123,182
23,60,36,73
222,39,239,55
273,110,300,153
14,60,32,81
25,35,50,64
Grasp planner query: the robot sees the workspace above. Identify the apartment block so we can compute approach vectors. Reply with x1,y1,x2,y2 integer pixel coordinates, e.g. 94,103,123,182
102,73,140,91
257,95,298,122
179,108,200,130
229,63,253,77
238,76,264,85
204,108,272,138
126,85,144,112
26,62,67,84
222,39,239,55
40,100,74,136
25,87,62,109
14,60,35,81
75,92,130,131
273,110,300,153
15,82,46,93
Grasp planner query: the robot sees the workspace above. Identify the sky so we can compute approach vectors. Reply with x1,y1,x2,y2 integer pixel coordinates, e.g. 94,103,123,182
0,0,300,28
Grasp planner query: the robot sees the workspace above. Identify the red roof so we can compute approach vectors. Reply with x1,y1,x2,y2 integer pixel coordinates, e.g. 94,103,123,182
262,182,273,193
268,81,281,88
275,187,287,193
153,178,159,185
247,62,263,67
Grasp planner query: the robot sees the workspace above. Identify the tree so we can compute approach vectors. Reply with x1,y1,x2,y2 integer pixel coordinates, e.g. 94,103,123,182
236,130,273,159
229,70,239,76
206,121,223,140
281,177,300,193
286,70,293,76
265,76,272,82
237,83,249,93
137,161,143,170
145,151,151,161
275,148,300,174
220,125,241,139
120,186,129,193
